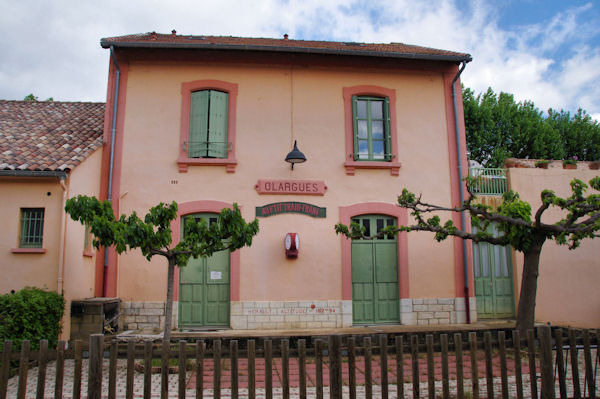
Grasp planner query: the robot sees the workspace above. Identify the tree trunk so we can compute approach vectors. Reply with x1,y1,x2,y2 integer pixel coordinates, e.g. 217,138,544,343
516,233,546,334
163,257,176,342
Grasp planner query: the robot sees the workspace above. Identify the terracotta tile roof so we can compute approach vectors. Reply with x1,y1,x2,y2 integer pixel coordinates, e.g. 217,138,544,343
101,32,472,63
0,100,104,172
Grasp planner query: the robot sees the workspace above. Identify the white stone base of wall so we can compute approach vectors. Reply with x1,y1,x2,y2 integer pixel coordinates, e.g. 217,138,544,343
120,298,476,331
120,301,177,331
400,297,477,326
230,300,353,330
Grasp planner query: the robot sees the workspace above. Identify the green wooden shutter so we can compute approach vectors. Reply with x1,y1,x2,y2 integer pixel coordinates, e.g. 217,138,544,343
189,91,209,158
383,97,392,161
208,91,229,158
352,95,359,160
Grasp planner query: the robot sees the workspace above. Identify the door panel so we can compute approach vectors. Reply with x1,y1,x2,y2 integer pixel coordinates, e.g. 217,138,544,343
351,215,399,324
473,223,515,319
178,213,230,327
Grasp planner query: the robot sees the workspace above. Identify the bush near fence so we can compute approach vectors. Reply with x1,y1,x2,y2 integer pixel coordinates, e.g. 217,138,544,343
0,287,65,351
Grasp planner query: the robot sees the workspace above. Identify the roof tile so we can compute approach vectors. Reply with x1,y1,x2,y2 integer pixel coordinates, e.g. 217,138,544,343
0,100,104,172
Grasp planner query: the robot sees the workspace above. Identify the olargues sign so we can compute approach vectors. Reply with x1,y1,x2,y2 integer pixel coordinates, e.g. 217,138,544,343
255,179,327,195
256,202,326,218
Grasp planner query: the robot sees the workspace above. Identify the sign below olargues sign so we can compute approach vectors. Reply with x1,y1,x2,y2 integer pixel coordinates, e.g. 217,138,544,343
256,202,326,218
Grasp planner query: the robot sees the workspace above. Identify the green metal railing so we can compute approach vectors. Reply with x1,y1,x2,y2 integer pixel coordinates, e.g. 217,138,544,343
468,167,507,196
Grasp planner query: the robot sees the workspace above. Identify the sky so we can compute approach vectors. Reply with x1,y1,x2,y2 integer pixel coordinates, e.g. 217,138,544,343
0,0,599,120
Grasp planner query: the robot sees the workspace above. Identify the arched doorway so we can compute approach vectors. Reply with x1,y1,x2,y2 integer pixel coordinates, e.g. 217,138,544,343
178,213,230,328
351,214,400,324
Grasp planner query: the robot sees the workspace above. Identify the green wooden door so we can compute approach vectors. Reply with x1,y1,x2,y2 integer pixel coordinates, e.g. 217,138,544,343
179,214,230,327
473,223,515,318
351,215,400,324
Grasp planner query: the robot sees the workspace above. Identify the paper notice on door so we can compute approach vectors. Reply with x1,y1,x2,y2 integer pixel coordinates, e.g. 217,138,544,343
210,271,222,280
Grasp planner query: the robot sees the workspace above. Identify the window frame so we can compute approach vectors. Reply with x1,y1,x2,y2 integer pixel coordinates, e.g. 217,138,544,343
11,208,47,254
178,80,238,173
343,85,401,175
83,223,94,257
352,96,391,162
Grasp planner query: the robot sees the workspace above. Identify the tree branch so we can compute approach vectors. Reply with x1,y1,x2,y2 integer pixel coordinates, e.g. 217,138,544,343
404,196,532,229
404,224,510,246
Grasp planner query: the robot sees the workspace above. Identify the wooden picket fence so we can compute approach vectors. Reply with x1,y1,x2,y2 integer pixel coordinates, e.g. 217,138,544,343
0,326,598,399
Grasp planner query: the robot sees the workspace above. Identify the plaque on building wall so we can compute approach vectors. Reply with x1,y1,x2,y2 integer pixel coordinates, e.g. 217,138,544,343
256,202,326,218
255,179,327,195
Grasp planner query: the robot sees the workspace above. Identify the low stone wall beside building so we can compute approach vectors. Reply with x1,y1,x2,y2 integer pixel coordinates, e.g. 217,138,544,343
120,301,177,331
400,297,477,325
230,300,352,330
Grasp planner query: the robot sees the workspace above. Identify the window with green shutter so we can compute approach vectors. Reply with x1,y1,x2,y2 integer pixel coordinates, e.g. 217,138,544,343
20,208,44,248
352,96,392,161
188,90,229,159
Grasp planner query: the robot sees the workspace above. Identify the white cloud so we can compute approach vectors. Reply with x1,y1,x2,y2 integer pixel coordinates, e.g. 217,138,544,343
0,0,598,117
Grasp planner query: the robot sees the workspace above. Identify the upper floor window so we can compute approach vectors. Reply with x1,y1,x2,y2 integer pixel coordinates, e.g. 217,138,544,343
20,208,44,248
178,80,238,173
353,96,391,161
343,86,401,176
188,90,229,159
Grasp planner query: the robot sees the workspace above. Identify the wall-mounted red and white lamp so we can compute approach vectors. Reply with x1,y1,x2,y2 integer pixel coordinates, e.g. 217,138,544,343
285,233,299,258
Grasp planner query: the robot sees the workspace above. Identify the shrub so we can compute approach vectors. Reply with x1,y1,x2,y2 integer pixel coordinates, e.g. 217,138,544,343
0,287,65,350
535,159,551,168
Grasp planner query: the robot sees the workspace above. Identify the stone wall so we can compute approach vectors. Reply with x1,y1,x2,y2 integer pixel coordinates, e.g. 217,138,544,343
400,297,477,325
118,298,476,331
230,300,352,330
120,301,177,331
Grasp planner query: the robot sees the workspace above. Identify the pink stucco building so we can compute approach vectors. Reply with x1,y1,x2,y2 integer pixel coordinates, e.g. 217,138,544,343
95,33,475,332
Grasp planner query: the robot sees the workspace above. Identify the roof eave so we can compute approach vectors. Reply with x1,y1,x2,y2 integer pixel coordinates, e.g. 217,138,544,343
101,40,472,63
0,170,68,179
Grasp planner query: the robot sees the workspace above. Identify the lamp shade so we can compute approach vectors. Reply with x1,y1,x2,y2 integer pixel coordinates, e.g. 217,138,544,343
285,140,306,165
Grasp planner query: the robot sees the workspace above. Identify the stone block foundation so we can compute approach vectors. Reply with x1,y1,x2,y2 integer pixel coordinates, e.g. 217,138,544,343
119,298,476,331
400,297,477,325
120,301,177,331
230,300,353,330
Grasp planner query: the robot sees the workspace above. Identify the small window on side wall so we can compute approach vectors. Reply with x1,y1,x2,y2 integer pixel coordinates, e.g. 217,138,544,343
20,208,44,248
83,223,93,255
188,90,229,159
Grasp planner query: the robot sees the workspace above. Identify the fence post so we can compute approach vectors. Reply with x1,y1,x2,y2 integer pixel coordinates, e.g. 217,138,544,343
281,339,290,399
36,339,48,399
88,334,104,399
179,340,188,399
161,339,169,399
380,334,388,399
328,335,342,399
17,340,30,399
55,340,66,399
538,325,555,399
0,340,12,399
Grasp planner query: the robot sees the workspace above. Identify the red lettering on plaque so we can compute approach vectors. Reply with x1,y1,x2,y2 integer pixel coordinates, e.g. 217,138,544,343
255,179,327,195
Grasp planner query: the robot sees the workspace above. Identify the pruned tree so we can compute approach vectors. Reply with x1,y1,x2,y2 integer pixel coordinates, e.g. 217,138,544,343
65,196,259,341
335,177,600,332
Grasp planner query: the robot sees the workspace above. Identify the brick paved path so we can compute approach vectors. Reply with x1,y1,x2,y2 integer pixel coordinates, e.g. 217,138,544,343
187,353,533,389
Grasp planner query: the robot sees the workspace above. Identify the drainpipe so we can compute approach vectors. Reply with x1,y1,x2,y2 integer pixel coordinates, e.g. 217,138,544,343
451,61,471,323
103,45,121,297
57,177,68,295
